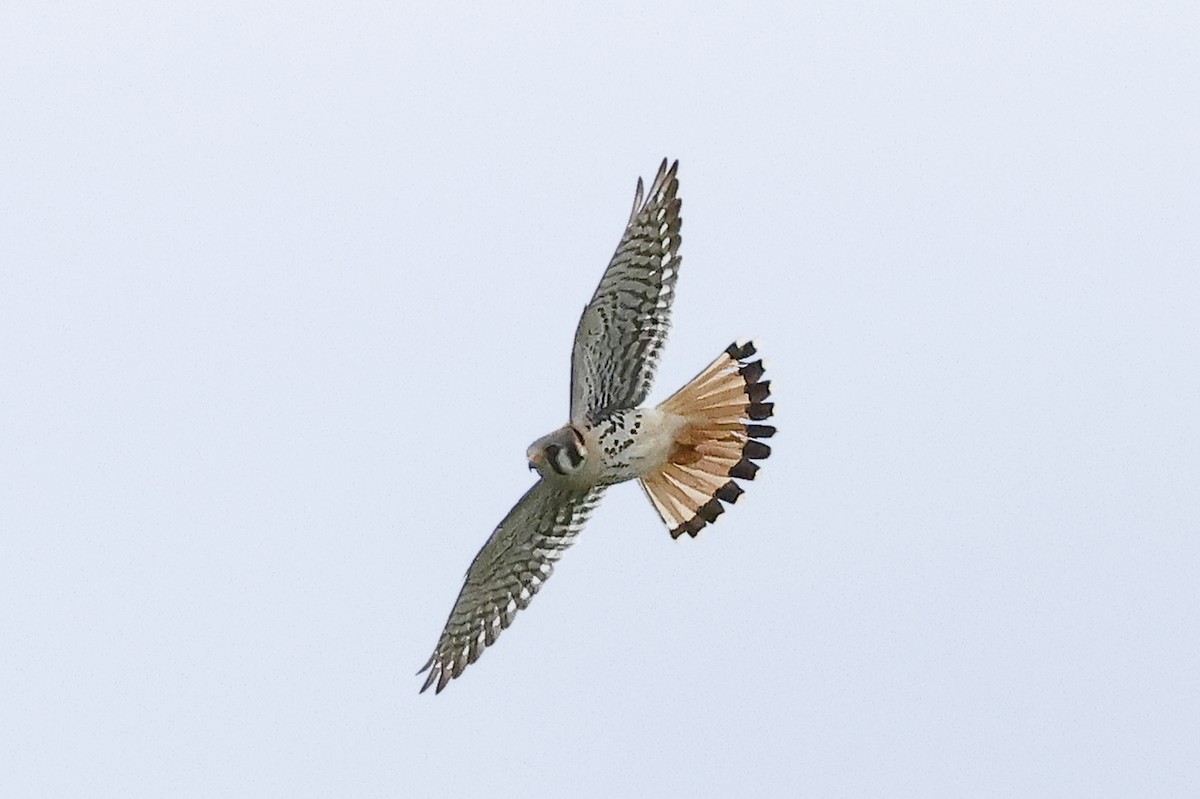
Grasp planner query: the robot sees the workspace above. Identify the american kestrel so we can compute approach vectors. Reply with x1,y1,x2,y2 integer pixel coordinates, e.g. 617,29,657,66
418,159,775,693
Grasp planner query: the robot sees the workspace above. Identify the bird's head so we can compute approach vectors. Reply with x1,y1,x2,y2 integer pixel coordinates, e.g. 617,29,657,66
527,426,587,479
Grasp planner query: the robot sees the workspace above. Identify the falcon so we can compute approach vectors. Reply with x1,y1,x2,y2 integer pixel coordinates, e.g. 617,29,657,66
418,159,775,693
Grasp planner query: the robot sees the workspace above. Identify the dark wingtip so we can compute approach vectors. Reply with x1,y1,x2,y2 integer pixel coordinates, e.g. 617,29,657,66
746,424,776,439
672,515,706,539
744,440,772,460
739,359,765,383
419,665,437,694
715,480,745,504
725,341,757,361
730,458,760,481
746,381,771,404
696,498,725,524
748,402,774,421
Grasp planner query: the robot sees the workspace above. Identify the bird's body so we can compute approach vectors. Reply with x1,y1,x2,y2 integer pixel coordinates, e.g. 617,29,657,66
589,407,685,484
532,408,686,488
418,160,775,693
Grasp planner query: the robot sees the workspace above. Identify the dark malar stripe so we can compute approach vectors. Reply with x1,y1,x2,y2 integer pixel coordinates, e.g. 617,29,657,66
544,444,567,475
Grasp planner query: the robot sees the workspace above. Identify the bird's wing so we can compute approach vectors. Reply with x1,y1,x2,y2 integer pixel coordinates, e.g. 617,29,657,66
569,159,682,423
418,479,607,694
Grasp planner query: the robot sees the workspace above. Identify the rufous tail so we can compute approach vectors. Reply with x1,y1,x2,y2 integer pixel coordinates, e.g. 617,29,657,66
641,341,775,539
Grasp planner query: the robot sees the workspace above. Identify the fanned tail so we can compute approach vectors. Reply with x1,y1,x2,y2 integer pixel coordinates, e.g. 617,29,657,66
641,341,775,539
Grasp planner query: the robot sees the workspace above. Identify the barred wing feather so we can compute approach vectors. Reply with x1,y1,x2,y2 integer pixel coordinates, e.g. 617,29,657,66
418,480,606,693
569,159,682,423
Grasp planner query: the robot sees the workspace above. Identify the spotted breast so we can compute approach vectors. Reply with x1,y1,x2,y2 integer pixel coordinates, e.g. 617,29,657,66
585,408,687,486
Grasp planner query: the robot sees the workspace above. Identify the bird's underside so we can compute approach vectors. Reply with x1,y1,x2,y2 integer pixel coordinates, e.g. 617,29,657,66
418,159,775,694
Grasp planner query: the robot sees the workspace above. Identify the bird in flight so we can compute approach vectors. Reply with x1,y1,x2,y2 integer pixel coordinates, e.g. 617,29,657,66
418,159,775,693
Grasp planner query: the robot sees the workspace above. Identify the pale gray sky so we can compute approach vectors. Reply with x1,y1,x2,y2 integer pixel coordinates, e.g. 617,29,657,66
2,3,1198,796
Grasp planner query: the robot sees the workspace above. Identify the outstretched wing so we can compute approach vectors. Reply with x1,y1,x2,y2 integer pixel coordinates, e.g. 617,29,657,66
418,480,606,694
569,158,682,423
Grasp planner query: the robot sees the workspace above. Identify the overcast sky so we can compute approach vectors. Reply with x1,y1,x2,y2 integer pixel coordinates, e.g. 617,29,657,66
2,3,1198,797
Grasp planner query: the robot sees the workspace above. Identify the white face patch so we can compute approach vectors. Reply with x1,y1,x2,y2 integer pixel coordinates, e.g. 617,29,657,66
528,426,588,478
555,439,586,473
